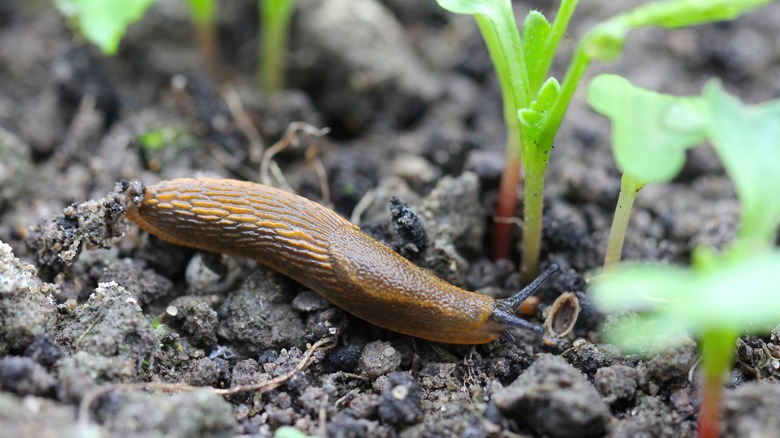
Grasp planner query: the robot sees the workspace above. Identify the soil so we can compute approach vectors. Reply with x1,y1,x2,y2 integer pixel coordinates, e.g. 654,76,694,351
1,0,780,437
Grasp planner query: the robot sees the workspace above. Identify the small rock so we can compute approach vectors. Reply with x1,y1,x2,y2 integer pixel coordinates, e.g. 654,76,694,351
561,339,618,375
0,356,56,396
359,341,401,379
168,295,219,348
189,357,220,387
493,354,610,438
24,334,63,368
217,268,305,355
594,364,639,404
328,344,362,372
723,381,780,437
98,258,173,305
377,372,421,426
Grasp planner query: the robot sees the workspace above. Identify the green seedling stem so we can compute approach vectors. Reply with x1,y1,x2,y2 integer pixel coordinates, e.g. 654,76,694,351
187,0,218,69
603,173,645,269
260,0,296,93
592,68,780,438
698,330,738,438
436,0,581,271
521,41,588,281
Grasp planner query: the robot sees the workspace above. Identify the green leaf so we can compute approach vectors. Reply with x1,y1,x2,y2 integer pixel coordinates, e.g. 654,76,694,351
593,250,780,354
522,11,552,95
435,0,509,21
580,21,628,62
54,0,156,55
601,312,692,353
703,82,780,245
187,0,216,26
591,264,694,312
274,426,312,438
615,0,773,29
587,74,707,184
519,77,560,140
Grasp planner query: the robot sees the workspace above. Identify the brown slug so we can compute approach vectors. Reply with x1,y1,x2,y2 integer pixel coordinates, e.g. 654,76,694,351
126,178,557,344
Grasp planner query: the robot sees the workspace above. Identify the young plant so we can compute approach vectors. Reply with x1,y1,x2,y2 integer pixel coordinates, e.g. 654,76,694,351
587,75,707,268
259,0,296,93
54,0,297,93
186,0,218,69
436,0,773,282
436,0,577,281
593,84,780,438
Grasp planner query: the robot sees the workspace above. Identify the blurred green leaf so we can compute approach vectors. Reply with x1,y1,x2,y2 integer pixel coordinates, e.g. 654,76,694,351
587,74,707,184
274,426,312,438
139,127,182,151
703,83,780,245
600,312,692,353
580,21,628,62
54,0,156,55
435,0,507,20
615,0,773,29
593,250,780,353
187,0,216,25
522,11,552,94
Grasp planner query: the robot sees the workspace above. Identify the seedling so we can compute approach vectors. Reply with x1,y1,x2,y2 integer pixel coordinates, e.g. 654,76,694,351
436,0,773,282
259,0,296,93
54,0,296,92
592,85,780,438
186,0,218,68
587,75,707,268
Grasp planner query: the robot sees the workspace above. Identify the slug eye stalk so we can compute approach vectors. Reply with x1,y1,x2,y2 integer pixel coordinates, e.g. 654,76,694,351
501,263,560,310
492,263,560,335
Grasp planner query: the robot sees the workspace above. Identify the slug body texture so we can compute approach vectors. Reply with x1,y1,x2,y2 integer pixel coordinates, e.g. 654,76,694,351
127,178,507,344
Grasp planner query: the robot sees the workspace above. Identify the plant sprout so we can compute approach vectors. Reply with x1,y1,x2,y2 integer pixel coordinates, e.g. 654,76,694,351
593,84,780,438
436,0,773,282
186,0,218,69
260,0,296,93
53,0,298,91
587,75,707,268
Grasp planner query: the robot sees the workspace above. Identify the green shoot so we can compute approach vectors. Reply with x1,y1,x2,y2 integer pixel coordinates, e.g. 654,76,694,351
603,174,644,269
436,0,532,265
610,0,773,28
54,0,156,55
593,250,780,438
592,79,780,438
186,0,218,68
587,74,707,267
436,0,771,282
259,0,296,93
437,0,577,280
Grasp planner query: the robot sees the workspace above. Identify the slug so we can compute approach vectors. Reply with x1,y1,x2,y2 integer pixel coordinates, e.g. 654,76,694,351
126,178,557,344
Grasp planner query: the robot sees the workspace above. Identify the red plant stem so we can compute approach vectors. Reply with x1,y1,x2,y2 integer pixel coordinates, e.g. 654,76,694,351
492,149,523,261
697,331,736,438
697,370,723,438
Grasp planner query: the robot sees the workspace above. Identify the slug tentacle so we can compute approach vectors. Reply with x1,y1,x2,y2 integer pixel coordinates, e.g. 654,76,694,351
126,178,556,345
499,263,560,311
